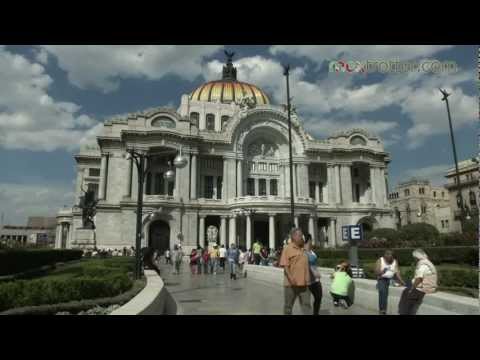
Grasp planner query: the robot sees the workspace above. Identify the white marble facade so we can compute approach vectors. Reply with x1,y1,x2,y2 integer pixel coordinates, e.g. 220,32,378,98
56,64,394,252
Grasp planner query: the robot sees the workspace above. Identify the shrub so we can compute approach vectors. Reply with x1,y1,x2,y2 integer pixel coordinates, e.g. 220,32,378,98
0,273,133,312
365,228,400,245
0,249,83,276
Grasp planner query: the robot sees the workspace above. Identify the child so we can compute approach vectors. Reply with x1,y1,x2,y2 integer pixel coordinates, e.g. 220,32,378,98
330,261,354,309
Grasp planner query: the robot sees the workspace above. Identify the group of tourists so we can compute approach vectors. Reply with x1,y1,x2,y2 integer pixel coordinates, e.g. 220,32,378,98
188,244,244,280
85,246,136,258
278,227,438,315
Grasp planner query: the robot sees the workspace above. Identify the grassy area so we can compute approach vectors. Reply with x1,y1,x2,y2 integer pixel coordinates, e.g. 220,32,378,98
0,257,138,313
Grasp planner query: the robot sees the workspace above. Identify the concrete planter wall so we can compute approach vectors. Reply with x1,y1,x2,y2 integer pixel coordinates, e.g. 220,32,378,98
111,270,179,315
244,265,479,315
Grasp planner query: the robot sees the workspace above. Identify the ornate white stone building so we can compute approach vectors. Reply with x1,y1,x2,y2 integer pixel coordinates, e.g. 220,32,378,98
56,56,394,253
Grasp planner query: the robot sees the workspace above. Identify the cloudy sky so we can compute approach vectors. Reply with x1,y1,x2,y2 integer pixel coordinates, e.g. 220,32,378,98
0,45,477,225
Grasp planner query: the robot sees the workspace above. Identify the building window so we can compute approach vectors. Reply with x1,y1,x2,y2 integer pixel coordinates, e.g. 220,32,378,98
270,179,278,196
319,183,323,202
155,173,164,195
469,191,477,206
206,114,215,131
190,112,199,127
151,116,175,128
87,183,99,200
350,135,367,146
441,220,445,228
309,181,316,199
145,172,152,195
221,115,229,130
419,187,425,195
433,191,436,198
445,220,449,228
89,168,100,177
404,189,410,196
167,181,174,196
353,168,359,177
217,176,222,200
259,179,266,196
247,178,255,196
354,183,360,203
441,191,445,198
205,176,214,199
421,204,427,214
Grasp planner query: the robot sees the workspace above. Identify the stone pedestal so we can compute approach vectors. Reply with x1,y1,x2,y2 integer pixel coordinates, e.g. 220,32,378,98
73,228,96,249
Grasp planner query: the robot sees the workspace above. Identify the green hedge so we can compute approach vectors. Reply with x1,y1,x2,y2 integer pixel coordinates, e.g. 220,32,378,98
0,273,133,312
0,249,83,276
314,246,478,266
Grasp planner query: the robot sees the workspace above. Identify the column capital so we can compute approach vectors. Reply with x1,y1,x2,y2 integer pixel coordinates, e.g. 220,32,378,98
220,215,229,219
268,213,277,217
199,214,207,219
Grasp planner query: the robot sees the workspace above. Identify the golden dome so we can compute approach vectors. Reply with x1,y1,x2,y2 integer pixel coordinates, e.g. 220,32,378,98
189,51,270,105
190,80,270,105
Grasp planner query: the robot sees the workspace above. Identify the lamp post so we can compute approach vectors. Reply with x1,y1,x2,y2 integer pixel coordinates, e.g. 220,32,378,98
439,88,465,233
283,65,295,230
127,147,188,280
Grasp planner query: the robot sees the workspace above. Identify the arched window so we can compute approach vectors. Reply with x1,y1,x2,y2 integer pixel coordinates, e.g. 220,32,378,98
190,112,199,127
151,116,175,129
206,114,215,131
221,115,230,130
350,135,367,146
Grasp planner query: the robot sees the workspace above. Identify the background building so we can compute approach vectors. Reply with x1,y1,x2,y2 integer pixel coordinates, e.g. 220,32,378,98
0,216,56,248
388,179,452,232
444,156,479,232
56,55,394,252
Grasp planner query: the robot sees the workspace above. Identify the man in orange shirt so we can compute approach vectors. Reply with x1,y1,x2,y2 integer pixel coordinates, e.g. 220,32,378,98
279,228,312,315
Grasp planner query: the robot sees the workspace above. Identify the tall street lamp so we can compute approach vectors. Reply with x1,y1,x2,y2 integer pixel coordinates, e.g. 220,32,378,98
283,65,295,230
439,88,465,233
127,147,188,280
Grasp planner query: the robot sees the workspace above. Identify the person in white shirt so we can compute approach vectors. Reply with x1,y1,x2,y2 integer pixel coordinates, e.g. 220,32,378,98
219,245,227,273
399,249,437,315
375,250,405,315
238,248,246,277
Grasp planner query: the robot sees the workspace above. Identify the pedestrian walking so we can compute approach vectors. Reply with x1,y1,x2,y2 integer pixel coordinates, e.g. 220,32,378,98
252,240,262,265
227,243,240,280
375,250,405,315
398,249,438,315
172,245,184,274
238,247,246,277
202,248,210,274
279,228,311,315
197,247,203,274
190,248,199,275
219,244,227,273
260,247,269,266
330,261,354,309
304,234,322,315
209,245,219,275
165,248,171,264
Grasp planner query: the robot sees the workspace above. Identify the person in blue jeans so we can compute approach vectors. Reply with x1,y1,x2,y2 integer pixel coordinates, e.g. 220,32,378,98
227,243,240,280
375,250,405,315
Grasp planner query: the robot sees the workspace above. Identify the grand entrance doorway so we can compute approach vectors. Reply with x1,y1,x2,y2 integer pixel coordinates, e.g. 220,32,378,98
149,220,170,253
253,220,268,246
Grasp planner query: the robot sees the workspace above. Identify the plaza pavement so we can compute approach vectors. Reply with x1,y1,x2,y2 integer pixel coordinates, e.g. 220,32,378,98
158,262,376,315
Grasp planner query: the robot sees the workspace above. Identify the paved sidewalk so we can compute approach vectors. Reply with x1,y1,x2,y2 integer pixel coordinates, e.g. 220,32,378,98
159,262,376,315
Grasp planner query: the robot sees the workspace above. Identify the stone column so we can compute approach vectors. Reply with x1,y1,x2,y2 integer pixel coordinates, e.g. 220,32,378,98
229,215,237,246
199,215,205,248
222,157,228,200
190,154,197,199
98,154,107,200
340,164,353,205
246,214,252,250
124,156,133,198
55,225,62,249
237,159,243,197
302,164,309,198
379,167,387,207
335,165,342,204
293,164,298,198
329,218,337,248
327,164,335,204
220,216,227,246
308,215,316,245
294,215,299,228
315,182,320,202
370,165,376,205
212,176,218,199
254,178,259,196
269,213,275,250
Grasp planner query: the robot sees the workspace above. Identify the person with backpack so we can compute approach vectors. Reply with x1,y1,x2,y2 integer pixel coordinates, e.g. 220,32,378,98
375,250,405,315
398,249,438,315
227,243,240,280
